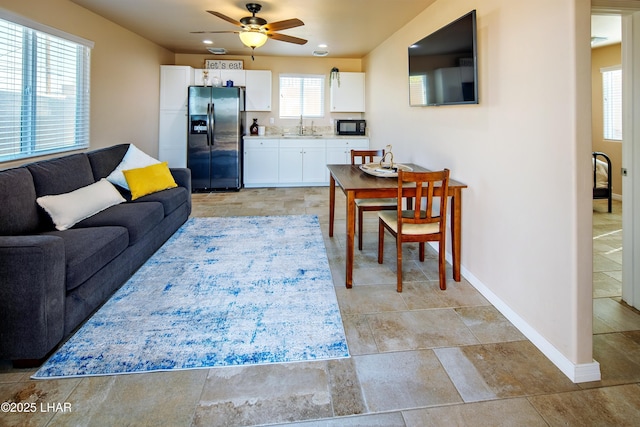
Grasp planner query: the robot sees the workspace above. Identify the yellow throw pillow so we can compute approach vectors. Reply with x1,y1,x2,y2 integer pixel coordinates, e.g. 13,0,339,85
123,162,177,200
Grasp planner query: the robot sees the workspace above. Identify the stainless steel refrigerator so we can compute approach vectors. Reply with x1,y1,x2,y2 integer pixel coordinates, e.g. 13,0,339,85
188,86,244,190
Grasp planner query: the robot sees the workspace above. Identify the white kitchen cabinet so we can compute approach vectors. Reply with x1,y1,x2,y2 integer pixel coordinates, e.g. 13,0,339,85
245,70,272,111
221,69,246,87
194,69,215,86
330,72,365,112
242,137,368,187
278,140,326,185
244,139,279,186
194,69,246,87
325,139,370,165
160,65,193,110
159,65,193,167
158,110,189,168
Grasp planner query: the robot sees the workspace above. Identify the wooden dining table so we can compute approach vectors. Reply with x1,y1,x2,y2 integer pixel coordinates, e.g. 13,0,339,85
327,163,468,288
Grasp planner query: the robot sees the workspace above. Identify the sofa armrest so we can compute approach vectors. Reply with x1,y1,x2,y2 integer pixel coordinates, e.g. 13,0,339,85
170,168,191,194
0,235,66,360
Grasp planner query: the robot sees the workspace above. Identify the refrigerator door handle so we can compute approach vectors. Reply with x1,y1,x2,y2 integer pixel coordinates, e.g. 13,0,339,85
207,102,215,146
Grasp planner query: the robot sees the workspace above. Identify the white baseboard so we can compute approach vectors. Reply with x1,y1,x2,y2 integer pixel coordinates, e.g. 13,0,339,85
437,244,601,383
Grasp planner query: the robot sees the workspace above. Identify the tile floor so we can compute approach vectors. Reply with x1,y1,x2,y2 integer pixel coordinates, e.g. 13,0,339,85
1,190,640,426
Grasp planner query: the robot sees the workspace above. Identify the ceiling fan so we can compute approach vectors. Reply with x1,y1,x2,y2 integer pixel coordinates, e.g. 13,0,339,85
193,3,307,59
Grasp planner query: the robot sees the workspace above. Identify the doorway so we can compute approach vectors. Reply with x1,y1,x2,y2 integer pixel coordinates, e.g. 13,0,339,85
592,4,640,312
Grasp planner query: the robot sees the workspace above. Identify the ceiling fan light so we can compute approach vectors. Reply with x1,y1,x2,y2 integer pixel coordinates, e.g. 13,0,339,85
239,31,268,48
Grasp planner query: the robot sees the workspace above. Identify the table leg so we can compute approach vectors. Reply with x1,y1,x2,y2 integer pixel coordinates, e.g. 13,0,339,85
329,174,336,237
346,191,355,288
450,189,462,282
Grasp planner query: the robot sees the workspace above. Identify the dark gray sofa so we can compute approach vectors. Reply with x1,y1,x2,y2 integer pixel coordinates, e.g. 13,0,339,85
0,144,191,362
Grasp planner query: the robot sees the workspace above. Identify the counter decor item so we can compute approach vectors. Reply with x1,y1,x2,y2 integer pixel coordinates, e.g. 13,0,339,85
250,118,259,135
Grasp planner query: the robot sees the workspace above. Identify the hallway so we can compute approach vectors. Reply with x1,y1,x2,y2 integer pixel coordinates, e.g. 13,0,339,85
592,199,640,387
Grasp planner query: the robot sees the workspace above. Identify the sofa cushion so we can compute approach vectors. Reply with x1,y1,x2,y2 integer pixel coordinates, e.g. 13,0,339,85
87,144,129,181
26,153,95,196
41,227,129,292
133,187,188,217
124,162,178,200
26,153,96,231
36,179,126,231
106,144,160,190
74,201,164,245
0,168,40,235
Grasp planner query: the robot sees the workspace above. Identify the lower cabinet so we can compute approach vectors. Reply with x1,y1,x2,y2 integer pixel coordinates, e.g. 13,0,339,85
244,139,279,186
278,140,326,185
243,137,369,187
325,139,370,182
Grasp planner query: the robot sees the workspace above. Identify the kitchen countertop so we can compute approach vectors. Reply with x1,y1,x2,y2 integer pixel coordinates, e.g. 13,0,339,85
243,134,368,139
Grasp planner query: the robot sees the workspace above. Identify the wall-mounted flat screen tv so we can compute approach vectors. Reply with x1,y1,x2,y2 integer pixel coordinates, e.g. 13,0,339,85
408,10,478,106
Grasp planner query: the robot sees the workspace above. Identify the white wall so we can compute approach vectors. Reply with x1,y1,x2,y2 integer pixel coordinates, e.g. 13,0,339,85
363,0,596,381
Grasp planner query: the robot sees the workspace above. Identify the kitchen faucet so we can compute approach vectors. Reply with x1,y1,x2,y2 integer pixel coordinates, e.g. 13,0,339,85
299,115,304,135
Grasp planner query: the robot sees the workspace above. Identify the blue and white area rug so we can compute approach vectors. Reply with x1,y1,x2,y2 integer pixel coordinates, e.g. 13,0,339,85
33,215,349,379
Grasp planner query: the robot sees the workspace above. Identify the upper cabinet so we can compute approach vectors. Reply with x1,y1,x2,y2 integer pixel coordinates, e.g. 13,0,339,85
330,72,365,112
194,69,246,87
245,70,272,111
191,69,270,111
160,65,194,110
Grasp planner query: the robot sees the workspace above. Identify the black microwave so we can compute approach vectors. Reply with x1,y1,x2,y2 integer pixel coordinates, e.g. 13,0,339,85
336,119,366,135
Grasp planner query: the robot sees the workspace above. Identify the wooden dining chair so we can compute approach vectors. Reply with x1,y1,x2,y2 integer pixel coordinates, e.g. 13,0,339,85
351,149,398,250
377,169,450,292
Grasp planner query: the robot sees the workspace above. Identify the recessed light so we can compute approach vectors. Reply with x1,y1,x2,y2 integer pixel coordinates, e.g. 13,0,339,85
203,40,213,45
318,44,328,48
313,50,329,57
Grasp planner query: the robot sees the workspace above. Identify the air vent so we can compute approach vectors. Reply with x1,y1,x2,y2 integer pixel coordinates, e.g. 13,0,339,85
207,47,227,55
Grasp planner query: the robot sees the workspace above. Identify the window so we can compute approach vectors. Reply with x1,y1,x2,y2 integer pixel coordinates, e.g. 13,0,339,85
0,11,93,162
602,65,622,141
409,75,427,106
279,74,324,118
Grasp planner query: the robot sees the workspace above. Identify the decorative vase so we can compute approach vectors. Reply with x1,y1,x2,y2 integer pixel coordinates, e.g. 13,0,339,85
250,118,259,135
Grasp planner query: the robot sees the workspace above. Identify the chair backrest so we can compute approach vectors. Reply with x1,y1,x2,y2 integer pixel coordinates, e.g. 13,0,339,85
351,149,385,165
397,169,450,232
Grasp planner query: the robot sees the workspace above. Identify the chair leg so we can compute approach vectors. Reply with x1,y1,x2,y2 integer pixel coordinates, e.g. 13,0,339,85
358,207,364,250
438,240,446,290
377,218,384,264
396,238,403,292
419,242,425,262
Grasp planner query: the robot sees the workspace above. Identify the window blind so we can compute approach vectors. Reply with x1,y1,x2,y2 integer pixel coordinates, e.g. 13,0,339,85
279,74,324,118
409,75,427,106
602,66,622,141
0,14,92,162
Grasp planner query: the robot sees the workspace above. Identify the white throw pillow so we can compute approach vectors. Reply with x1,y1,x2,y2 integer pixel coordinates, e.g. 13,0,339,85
106,144,160,190
37,179,126,231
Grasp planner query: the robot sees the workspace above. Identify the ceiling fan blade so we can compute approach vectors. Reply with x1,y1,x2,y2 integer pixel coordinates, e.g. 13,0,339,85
207,10,243,27
268,32,308,45
263,18,304,32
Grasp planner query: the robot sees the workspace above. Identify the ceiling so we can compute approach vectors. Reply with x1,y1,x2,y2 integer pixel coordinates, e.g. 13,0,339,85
70,0,438,58
591,14,621,47
70,1,625,57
